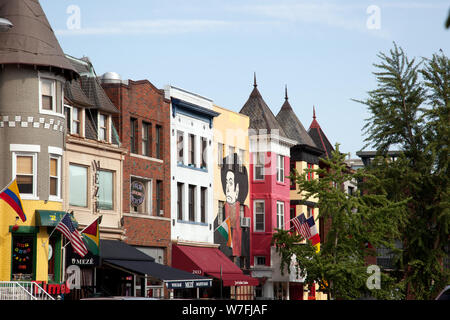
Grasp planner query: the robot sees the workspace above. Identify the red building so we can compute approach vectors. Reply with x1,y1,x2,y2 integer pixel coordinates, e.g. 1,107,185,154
240,77,297,299
101,74,172,266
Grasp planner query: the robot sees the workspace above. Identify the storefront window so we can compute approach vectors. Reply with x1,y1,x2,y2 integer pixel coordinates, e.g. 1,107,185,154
11,235,35,281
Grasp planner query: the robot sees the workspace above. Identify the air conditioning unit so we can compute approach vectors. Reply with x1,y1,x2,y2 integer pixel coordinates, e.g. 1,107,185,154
158,210,164,217
241,217,251,228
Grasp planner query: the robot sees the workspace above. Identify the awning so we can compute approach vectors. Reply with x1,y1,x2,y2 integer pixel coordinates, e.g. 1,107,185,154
172,245,258,287
36,210,78,228
100,240,212,289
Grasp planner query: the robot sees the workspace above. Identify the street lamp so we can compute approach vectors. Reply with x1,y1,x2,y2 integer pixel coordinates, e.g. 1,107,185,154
0,17,13,31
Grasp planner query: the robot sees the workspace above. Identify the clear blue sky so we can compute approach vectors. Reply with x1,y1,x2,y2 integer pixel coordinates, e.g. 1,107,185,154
41,0,450,156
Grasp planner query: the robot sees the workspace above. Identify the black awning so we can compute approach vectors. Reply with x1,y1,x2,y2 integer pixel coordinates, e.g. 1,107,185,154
104,259,212,289
99,240,155,262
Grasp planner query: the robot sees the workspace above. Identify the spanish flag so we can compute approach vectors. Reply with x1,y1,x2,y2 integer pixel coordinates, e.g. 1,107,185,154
0,179,27,222
81,216,102,255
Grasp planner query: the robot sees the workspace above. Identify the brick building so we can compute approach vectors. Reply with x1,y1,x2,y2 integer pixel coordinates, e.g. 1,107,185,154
101,74,172,266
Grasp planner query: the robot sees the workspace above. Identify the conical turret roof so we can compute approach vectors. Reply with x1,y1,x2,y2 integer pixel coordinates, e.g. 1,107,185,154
308,107,335,158
276,87,318,148
0,0,77,79
239,75,287,138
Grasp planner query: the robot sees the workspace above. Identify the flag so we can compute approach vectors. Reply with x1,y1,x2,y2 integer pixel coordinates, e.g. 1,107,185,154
82,216,102,255
0,179,27,222
56,213,88,257
217,217,232,247
292,213,321,253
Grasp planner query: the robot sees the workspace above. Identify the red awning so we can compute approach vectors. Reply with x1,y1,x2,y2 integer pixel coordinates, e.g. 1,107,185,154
172,245,258,287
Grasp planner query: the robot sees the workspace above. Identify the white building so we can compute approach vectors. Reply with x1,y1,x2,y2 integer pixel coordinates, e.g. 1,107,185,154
164,86,220,245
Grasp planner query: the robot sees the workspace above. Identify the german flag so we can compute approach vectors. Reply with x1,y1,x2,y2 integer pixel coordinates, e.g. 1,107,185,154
82,216,102,255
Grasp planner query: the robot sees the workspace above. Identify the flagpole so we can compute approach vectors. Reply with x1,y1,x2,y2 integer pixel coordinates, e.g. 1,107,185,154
0,179,13,195
62,215,101,249
42,213,70,248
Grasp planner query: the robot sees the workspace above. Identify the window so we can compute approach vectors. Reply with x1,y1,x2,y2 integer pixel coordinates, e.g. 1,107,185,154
290,162,296,190
228,146,235,168
11,235,35,281
98,170,114,210
155,125,162,159
130,118,138,153
72,107,82,135
188,134,195,166
200,187,207,223
49,156,61,199
40,78,55,111
142,122,152,157
277,201,285,230
130,178,151,214
254,153,265,181
156,180,163,216
177,131,184,164
307,163,314,181
201,137,207,169
177,183,184,220
348,186,354,196
98,114,108,142
255,256,266,266
15,155,35,196
188,185,196,222
218,200,225,225
307,207,314,218
277,155,285,183
218,143,224,167
69,164,87,207
254,200,265,232
238,149,245,172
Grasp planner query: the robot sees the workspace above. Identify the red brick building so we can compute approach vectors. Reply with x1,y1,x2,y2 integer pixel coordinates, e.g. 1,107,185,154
101,73,172,266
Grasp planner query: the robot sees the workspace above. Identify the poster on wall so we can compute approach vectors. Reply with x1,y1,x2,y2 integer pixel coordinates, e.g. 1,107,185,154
12,236,34,280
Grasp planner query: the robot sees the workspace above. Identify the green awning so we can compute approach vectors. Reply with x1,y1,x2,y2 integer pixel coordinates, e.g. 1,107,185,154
36,211,78,228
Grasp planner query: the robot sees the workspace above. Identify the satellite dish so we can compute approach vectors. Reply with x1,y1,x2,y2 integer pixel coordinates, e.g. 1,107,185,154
0,18,14,31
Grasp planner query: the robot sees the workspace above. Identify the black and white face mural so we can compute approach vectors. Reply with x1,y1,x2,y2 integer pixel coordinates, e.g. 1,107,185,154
220,154,249,205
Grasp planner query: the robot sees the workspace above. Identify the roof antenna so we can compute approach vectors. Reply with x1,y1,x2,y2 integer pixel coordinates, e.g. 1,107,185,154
253,72,257,88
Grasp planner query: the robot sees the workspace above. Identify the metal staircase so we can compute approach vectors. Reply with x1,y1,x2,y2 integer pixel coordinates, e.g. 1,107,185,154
0,282,55,300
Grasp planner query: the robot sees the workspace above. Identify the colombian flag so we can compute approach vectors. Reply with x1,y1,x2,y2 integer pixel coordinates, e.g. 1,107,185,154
82,216,102,255
0,179,27,222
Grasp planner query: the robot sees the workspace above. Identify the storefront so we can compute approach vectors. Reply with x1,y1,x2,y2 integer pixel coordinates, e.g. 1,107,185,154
95,240,212,298
172,244,258,300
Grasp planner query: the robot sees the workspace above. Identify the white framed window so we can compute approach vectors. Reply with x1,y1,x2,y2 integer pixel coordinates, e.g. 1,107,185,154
98,114,109,142
277,201,285,230
40,78,56,112
254,200,265,232
254,153,265,181
218,143,224,167
69,164,88,208
277,155,285,183
177,131,184,164
228,146,235,168
130,177,152,215
65,105,84,136
12,152,38,200
238,149,245,172
49,155,61,201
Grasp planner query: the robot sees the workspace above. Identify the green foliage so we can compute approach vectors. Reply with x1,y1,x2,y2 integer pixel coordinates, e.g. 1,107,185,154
272,146,407,300
355,44,450,299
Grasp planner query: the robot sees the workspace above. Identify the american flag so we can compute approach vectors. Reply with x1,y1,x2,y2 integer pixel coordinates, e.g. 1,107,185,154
56,214,88,257
292,213,312,240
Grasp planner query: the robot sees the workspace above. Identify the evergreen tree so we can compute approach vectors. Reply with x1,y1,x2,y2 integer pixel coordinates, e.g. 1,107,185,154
356,44,450,299
272,145,407,300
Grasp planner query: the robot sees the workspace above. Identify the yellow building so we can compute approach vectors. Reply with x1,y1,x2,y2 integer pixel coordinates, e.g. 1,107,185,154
212,105,254,300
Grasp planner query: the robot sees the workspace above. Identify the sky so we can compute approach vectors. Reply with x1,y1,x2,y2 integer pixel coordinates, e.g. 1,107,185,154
41,0,450,157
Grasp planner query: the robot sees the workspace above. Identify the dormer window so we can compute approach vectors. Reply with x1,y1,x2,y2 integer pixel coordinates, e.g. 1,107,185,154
64,105,83,137
98,114,109,142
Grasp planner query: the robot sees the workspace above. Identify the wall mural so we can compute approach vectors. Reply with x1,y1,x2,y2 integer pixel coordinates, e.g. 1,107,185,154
215,153,250,266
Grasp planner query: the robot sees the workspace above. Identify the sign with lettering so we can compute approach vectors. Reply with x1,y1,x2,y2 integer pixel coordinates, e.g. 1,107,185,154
130,181,145,206
92,160,100,214
65,241,100,267
165,280,212,289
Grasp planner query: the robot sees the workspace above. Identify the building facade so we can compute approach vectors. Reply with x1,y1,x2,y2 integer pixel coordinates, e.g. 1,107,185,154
0,0,78,285
101,74,172,267
240,78,297,299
